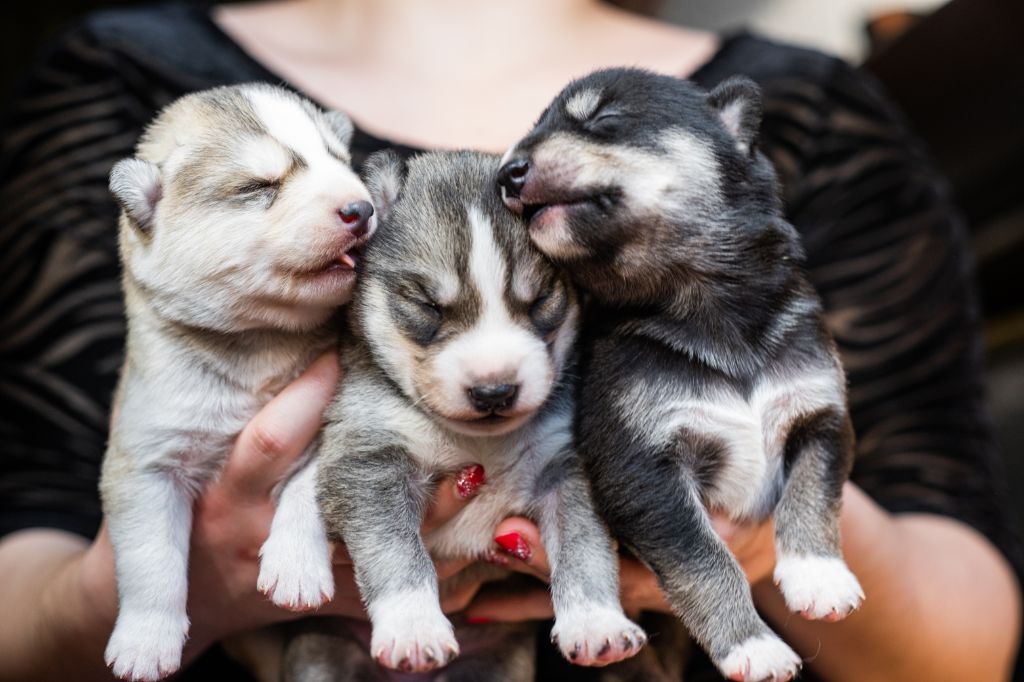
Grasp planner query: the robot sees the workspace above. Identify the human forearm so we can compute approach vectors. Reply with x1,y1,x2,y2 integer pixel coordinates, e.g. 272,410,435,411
0,530,116,682
752,483,1022,681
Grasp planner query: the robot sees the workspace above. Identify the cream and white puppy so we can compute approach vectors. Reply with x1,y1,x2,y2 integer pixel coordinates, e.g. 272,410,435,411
100,84,373,681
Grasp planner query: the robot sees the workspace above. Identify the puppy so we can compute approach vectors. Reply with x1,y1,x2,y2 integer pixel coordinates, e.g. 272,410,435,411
101,84,373,681
306,150,646,679
498,69,865,682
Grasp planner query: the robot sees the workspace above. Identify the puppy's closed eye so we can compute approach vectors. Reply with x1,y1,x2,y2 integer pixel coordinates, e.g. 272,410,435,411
233,177,282,207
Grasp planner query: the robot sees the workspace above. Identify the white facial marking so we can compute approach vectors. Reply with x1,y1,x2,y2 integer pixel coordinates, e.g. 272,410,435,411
238,137,292,182
429,206,552,417
247,88,331,165
534,130,722,211
565,88,602,122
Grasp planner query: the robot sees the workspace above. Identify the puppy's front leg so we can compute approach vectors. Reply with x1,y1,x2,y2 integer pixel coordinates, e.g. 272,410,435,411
102,463,194,681
317,446,458,673
258,451,334,611
539,456,646,667
773,406,864,621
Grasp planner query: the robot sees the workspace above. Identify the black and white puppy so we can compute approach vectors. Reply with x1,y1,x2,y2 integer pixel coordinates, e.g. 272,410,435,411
311,150,646,677
498,69,865,682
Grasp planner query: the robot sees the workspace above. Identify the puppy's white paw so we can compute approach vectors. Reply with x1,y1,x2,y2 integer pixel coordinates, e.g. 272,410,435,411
105,610,189,681
718,633,802,682
774,554,864,621
370,589,458,672
551,605,647,667
257,532,334,611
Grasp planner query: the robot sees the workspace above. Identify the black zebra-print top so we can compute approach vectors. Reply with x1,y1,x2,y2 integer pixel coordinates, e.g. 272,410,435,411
0,3,1015,679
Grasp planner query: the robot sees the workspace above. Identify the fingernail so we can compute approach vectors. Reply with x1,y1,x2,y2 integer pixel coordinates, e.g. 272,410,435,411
466,616,492,625
455,464,486,498
494,532,531,561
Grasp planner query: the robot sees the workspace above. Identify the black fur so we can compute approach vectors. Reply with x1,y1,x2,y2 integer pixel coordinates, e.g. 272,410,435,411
500,69,861,680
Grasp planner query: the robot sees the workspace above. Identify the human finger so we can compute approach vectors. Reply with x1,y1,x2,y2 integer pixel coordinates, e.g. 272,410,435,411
492,517,550,582
422,464,485,534
222,351,340,501
463,584,554,623
618,556,672,614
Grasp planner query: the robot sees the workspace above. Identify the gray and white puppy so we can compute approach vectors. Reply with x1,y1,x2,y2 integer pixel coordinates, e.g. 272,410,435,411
312,150,646,677
101,84,373,681
498,69,865,682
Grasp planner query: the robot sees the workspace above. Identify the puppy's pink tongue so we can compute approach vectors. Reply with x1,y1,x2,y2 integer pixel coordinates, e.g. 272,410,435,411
338,252,357,269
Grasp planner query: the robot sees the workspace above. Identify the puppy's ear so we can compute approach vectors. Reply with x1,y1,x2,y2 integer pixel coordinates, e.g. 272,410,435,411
361,150,407,224
323,110,354,149
707,76,762,156
109,158,162,234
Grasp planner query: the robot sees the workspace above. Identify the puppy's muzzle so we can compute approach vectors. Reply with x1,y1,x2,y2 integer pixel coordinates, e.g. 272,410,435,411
467,382,519,413
497,159,529,200
339,200,374,238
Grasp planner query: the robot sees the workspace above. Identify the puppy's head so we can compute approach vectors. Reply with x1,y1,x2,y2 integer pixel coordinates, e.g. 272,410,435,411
355,151,578,437
110,84,374,332
498,69,788,306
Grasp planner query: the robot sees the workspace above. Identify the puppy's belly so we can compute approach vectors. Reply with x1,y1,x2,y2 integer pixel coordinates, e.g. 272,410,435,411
664,397,785,521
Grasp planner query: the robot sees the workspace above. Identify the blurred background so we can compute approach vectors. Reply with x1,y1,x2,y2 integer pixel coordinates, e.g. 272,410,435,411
3,0,1022,552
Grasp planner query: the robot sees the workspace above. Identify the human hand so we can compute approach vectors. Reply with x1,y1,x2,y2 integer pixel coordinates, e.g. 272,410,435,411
464,512,777,623
79,351,485,668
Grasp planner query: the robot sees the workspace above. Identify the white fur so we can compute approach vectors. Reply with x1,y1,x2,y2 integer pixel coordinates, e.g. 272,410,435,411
247,88,333,166
774,554,864,620
550,604,647,666
258,460,334,610
103,473,193,681
103,85,366,680
620,366,843,519
532,130,721,218
428,206,553,418
368,586,459,673
565,88,602,121
127,88,372,334
718,100,750,154
719,633,802,682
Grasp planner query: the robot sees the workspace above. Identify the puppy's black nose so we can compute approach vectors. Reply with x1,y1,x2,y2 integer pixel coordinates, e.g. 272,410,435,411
339,200,374,238
497,159,529,199
467,383,519,413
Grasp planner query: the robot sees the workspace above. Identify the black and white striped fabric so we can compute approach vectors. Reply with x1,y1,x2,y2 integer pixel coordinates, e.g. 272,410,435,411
0,3,1014,679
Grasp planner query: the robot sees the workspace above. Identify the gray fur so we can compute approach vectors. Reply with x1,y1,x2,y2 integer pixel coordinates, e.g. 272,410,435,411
305,151,645,678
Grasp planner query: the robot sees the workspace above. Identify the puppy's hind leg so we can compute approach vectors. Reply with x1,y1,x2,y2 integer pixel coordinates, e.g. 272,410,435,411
317,446,458,673
773,407,864,621
538,456,647,667
258,453,334,611
588,438,800,682
102,465,195,681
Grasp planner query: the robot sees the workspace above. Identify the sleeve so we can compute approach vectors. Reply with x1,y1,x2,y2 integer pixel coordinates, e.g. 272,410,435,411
0,23,152,539
769,58,1019,566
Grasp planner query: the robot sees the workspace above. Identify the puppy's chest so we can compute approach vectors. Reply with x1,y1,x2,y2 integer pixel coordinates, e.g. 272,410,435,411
423,416,572,560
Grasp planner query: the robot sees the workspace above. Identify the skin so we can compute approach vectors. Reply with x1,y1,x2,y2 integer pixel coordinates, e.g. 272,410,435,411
0,1,1019,680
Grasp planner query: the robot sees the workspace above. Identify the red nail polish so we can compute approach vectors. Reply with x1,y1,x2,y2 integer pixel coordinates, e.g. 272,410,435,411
455,464,486,498
466,616,492,625
494,532,531,561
